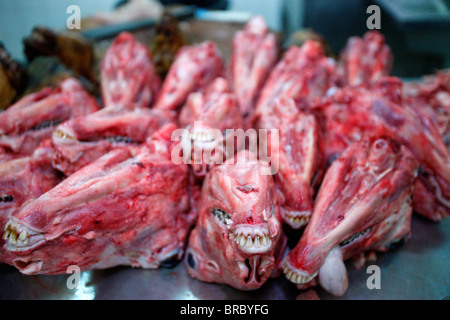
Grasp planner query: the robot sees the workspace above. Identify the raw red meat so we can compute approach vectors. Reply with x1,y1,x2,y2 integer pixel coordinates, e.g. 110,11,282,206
52,105,175,176
0,78,100,162
230,15,278,119
154,41,225,111
176,77,244,178
282,137,418,296
100,32,161,108
254,97,324,229
0,139,61,262
403,69,450,146
314,77,449,221
253,40,335,121
336,30,393,87
185,150,286,290
1,124,196,274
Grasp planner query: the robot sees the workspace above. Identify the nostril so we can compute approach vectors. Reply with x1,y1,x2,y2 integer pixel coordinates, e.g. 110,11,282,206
13,259,43,275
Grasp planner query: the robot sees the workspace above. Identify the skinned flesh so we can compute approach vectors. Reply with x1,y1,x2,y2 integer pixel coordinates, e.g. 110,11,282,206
185,151,286,290
403,69,449,147
52,104,175,175
1,124,196,274
314,77,450,221
0,78,100,162
335,30,393,88
230,15,278,120
100,32,161,109
254,97,324,229
282,137,418,296
177,77,244,178
253,40,335,121
0,139,61,262
154,41,225,111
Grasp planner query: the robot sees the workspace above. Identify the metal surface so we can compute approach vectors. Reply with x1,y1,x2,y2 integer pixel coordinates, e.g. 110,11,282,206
0,216,448,300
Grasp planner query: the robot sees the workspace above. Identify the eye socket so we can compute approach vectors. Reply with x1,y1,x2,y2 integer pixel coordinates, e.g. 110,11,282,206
211,208,232,226
187,251,196,269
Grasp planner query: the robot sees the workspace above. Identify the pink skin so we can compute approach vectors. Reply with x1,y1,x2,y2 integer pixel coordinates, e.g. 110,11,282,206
0,78,100,162
230,15,278,119
0,139,61,262
253,40,335,122
100,32,161,108
254,97,324,229
177,77,244,178
282,137,418,296
1,124,197,274
185,151,286,290
336,30,393,87
52,104,176,176
154,41,225,111
314,77,449,221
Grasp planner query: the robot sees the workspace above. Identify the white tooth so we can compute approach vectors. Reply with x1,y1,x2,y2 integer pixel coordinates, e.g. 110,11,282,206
5,221,11,231
254,235,261,248
239,235,246,247
286,270,293,280
9,231,17,244
246,235,252,247
19,231,27,241
291,273,298,283
3,230,10,240
261,235,267,246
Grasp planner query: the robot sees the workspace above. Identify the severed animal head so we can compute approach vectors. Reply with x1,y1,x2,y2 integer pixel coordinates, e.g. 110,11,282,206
154,41,225,111
315,77,449,222
282,137,418,296
0,78,99,162
52,104,175,175
230,15,278,119
185,151,286,290
255,97,324,229
100,32,161,108
0,139,61,261
254,40,335,120
336,30,393,87
176,77,244,178
1,124,196,274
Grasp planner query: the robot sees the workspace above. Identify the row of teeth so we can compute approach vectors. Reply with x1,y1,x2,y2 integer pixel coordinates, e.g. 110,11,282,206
212,208,231,226
106,136,133,144
234,233,272,249
283,262,316,284
0,195,13,202
190,130,216,142
285,215,309,227
339,227,372,246
3,221,30,246
32,120,62,131
53,129,74,140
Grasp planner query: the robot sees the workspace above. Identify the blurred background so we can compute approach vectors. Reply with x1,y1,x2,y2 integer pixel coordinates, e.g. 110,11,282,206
0,0,449,77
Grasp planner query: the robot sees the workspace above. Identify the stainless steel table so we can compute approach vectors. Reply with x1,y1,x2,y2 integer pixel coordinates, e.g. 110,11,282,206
0,216,448,300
